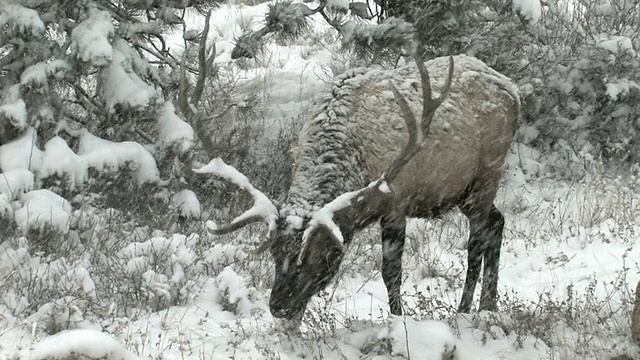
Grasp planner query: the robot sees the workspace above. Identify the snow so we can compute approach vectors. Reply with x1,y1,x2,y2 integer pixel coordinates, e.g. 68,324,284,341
596,34,636,56
78,129,163,185
156,101,195,155
39,136,89,188
14,189,72,233
301,178,388,259
383,316,456,358
605,78,640,101
0,127,43,172
0,169,34,199
171,189,201,218
512,0,541,22
71,8,114,66
25,329,140,360
0,98,27,130
20,60,71,88
102,40,157,111
0,4,45,35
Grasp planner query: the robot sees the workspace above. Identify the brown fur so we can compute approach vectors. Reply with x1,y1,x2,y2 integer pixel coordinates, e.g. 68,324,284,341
348,55,518,219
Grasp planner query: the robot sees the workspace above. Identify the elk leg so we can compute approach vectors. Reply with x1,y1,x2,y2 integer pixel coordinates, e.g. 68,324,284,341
380,213,406,316
458,226,484,313
478,205,504,311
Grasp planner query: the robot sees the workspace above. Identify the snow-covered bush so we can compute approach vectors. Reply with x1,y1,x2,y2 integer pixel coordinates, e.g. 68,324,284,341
0,1,203,232
515,0,640,165
117,234,202,310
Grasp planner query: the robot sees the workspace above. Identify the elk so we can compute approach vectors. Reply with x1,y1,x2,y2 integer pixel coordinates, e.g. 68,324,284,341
194,54,520,320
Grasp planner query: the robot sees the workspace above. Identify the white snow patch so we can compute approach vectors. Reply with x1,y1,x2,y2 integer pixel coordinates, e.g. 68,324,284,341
78,129,163,185
593,0,613,15
0,4,45,35
0,98,28,130
71,8,114,66
605,78,640,101
215,267,261,317
20,60,70,88
14,189,72,233
382,316,456,358
156,101,195,154
0,169,34,199
512,0,541,22
102,40,156,111
39,136,89,188
596,34,636,56
0,127,43,172
286,214,304,229
171,189,201,218
25,329,140,360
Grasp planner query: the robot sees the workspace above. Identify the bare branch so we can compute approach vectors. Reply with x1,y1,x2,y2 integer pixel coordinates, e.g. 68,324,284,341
193,158,278,236
191,10,215,107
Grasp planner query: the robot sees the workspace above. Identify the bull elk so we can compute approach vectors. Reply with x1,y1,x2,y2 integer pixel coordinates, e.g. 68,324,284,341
194,54,520,320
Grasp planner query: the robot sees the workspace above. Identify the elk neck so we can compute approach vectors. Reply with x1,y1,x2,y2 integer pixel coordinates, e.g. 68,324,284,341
280,69,375,227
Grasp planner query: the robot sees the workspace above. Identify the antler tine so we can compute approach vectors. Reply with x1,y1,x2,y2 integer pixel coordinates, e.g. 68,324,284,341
194,158,279,236
385,56,454,183
206,215,262,235
420,55,454,132
386,84,420,183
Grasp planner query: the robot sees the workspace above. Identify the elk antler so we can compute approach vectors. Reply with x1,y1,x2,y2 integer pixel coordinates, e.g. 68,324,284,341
193,158,279,236
298,56,455,264
385,55,454,183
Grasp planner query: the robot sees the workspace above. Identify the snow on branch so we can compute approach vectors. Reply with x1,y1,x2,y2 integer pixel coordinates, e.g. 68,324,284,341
512,0,542,23
103,40,157,111
0,98,28,131
77,129,164,185
14,189,72,233
39,136,89,189
341,17,417,60
156,101,195,155
0,127,43,172
0,169,33,199
71,8,115,66
230,0,375,59
1,127,164,189
0,169,34,216
20,60,71,89
0,4,45,36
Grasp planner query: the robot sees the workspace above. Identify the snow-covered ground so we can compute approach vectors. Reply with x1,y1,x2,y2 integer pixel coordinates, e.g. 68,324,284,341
1,2,639,359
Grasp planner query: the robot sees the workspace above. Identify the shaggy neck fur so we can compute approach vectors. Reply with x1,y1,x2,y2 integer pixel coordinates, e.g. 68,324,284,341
280,69,373,222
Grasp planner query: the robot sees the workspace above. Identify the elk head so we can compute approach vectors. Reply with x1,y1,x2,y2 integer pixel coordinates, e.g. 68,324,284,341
195,56,454,321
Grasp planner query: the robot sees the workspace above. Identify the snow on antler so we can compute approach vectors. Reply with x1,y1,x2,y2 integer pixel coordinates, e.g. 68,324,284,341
193,158,278,235
297,178,390,265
